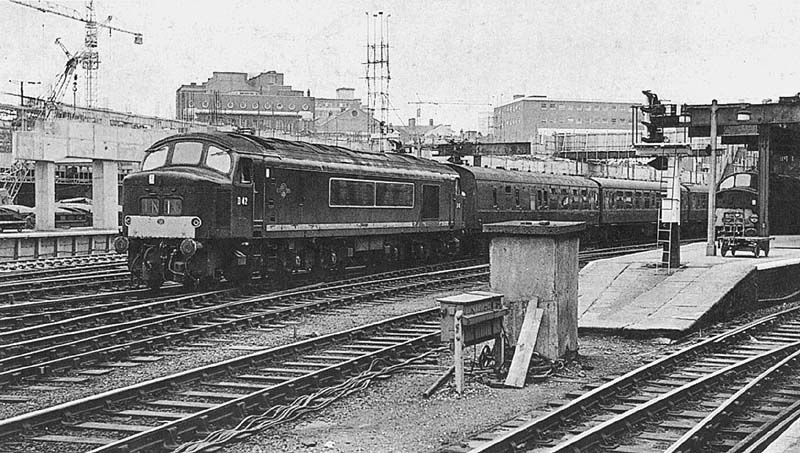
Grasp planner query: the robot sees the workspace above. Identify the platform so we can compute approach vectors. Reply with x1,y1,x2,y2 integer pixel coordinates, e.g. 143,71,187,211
0,228,119,261
578,236,800,337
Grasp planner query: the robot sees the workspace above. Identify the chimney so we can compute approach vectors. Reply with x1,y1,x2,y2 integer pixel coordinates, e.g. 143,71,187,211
429,118,434,126
409,118,416,127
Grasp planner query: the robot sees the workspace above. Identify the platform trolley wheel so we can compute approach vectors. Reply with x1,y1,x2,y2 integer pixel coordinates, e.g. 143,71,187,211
764,242,770,257
731,246,737,256
753,243,760,258
720,241,729,257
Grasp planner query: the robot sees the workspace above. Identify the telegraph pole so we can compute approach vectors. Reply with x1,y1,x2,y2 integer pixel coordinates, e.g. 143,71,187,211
8,79,41,106
705,99,718,256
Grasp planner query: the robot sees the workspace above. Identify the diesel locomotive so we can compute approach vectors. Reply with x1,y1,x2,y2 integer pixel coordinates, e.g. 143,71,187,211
117,132,708,289
117,132,462,289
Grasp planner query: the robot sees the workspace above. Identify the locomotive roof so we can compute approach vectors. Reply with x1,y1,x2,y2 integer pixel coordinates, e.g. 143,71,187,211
450,165,598,187
148,132,458,180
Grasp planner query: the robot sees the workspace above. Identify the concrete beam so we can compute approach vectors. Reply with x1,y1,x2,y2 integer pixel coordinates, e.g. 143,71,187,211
13,119,173,163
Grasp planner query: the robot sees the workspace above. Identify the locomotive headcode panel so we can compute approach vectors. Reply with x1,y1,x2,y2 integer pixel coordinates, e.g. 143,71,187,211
120,132,464,289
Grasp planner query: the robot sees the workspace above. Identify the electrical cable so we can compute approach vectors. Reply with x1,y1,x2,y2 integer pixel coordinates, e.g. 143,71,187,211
172,346,447,453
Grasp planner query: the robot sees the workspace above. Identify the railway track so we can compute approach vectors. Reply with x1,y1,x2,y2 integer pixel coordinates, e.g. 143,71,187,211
0,264,484,391
0,253,125,274
0,308,442,452
464,303,800,453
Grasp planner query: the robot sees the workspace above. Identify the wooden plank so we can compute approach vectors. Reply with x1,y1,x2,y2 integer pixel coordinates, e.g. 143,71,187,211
116,409,193,419
178,390,243,399
74,421,154,432
504,304,544,388
33,434,115,445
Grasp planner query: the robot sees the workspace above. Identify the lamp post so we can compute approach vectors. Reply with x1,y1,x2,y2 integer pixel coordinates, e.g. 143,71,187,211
706,99,718,256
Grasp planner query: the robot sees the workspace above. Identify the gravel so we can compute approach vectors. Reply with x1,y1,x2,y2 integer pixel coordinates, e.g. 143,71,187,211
4,279,798,453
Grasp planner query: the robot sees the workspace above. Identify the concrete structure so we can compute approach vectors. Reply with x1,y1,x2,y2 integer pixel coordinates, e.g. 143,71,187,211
176,71,314,134
13,118,173,230
0,228,118,261
579,236,800,337
483,220,584,359
492,96,636,143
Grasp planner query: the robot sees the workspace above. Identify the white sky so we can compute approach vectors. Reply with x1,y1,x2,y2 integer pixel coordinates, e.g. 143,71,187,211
1,0,799,132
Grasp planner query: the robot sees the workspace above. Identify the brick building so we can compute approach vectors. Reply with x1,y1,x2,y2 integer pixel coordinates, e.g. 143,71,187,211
176,71,315,134
492,95,637,143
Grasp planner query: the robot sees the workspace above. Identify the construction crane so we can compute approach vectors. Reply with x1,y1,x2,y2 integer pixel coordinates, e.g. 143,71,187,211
38,37,84,119
8,0,143,108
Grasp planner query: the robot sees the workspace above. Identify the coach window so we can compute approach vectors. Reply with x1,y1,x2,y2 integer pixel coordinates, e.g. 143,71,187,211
571,189,579,209
550,188,558,210
238,158,252,184
492,187,498,207
624,191,633,209
141,146,168,171
560,188,569,209
171,142,203,165
644,191,651,209
206,146,231,174
634,192,642,209
514,188,520,207
580,189,588,209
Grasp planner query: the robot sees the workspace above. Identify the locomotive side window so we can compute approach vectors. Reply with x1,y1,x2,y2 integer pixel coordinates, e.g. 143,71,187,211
141,146,168,171
206,146,231,174
164,198,182,215
140,197,159,215
376,182,414,207
238,158,253,184
330,178,375,207
172,142,203,165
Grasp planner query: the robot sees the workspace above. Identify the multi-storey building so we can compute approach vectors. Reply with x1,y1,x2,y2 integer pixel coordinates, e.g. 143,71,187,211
176,71,315,134
314,88,362,126
492,95,638,143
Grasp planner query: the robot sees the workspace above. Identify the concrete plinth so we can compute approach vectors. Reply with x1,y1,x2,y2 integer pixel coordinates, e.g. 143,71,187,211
92,160,119,230
34,161,55,230
483,220,584,360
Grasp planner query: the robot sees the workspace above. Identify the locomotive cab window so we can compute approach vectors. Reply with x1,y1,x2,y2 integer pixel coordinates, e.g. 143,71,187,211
141,146,168,171
238,158,253,184
171,142,203,165
206,146,231,174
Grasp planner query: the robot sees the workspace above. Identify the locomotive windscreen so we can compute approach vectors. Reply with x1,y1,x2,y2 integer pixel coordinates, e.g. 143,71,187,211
716,190,756,209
